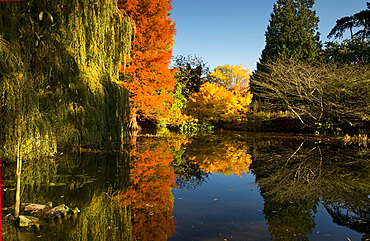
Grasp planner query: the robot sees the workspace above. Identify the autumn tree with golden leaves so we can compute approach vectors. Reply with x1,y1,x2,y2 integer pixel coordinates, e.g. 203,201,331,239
186,82,253,124
208,64,250,89
118,0,176,129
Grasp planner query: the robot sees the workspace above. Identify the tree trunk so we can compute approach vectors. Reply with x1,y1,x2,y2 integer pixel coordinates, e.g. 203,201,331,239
128,108,139,131
14,116,22,218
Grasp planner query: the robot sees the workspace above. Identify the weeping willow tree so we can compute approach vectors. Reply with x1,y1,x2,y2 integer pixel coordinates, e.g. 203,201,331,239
0,0,132,218
69,191,132,241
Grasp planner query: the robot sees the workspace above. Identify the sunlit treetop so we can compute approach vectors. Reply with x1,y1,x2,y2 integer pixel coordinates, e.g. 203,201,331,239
118,0,176,121
208,64,250,89
186,82,253,123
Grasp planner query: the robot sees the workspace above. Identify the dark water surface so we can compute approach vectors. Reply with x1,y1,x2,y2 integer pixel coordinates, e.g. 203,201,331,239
2,132,370,240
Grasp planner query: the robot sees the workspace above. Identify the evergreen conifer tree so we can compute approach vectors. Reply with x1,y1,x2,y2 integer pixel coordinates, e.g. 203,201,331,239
252,0,321,108
259,0,321,65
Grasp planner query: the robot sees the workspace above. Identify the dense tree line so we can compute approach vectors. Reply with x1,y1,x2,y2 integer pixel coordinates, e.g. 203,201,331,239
251,0,370,133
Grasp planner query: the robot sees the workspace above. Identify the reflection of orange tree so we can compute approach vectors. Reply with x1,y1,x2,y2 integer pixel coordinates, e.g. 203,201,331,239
120,140,176,241
185,134,252,176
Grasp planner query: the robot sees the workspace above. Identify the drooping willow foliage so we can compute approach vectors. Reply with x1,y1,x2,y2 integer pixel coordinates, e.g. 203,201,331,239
0,0,132,163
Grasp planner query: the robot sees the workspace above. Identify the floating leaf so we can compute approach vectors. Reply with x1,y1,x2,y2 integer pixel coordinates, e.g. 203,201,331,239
46,11,54,23
39,11,44,21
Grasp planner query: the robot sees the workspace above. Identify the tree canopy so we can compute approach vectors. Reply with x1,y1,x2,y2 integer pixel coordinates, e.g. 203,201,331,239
328,2,370,40
252,0,321,109
258,0,321,65
172,54,209,98
208,64,250,89
324,38,370,64
118,0,176,126
186,82,253,124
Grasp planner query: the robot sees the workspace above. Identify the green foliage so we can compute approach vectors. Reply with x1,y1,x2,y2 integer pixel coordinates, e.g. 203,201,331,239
0,37,57,162
327,2,370,40
323,38,370,64
170,82,188,114
258,0,321,65
0,0,132,155
157,119,172,136
172,54,209,98
180,122,214,136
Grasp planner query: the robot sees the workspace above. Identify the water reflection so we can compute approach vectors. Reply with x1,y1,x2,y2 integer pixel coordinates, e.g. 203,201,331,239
184,133,252,176
119,133,254,240
2,132,370,240
2,151,131,241
251,136,370,240
120,137,177,240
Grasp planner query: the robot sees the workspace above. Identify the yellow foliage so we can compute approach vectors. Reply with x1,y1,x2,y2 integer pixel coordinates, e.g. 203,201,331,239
167,107,196,126
185,134,252,176
186,82,252,123
209,64,250,89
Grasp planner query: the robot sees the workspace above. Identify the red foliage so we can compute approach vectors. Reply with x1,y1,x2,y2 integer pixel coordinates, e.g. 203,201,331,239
118,0,176,121
120,141,176,240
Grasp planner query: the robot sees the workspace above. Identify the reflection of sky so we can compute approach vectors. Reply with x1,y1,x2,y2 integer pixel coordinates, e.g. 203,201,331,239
310,204,363,241
170,173,269,240
170,172,364,241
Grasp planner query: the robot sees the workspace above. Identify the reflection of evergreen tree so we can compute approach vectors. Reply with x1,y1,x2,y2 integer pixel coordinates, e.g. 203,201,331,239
264,199,317,240
251,136,370,240
173,156,208,190
325,204,370,238
170,138,208,190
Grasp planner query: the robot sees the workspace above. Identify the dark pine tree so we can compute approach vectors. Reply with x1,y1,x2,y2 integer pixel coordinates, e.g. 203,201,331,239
252,0,321,108
328,2,370,40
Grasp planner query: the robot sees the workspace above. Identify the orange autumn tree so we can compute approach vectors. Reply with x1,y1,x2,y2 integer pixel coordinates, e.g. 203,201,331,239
120,138,176,240
118,0,176,128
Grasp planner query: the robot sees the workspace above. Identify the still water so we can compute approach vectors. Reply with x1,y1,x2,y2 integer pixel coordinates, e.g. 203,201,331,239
2,131,370,240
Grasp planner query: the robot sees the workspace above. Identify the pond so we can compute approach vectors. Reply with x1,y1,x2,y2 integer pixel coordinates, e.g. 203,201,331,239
2,131,370,241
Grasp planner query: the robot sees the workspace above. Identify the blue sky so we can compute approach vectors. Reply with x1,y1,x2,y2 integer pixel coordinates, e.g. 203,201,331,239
171,0,368,71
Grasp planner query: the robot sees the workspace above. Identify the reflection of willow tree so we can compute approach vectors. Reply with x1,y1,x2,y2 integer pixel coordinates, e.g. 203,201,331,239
2,150,130,209
184,132,252,176
251,137,370,240
2,151,132,241
4,191,133,241
69,191,132,241
120,138,176,241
